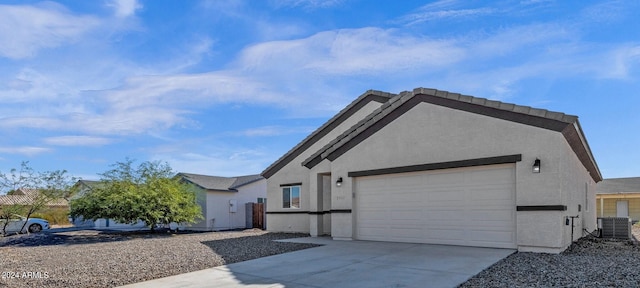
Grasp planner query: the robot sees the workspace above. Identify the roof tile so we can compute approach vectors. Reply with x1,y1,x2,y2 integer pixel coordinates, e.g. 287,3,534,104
528,108,548,117
485,100,501,108
471,97,487,105
458,95,473,103
512,105,531,114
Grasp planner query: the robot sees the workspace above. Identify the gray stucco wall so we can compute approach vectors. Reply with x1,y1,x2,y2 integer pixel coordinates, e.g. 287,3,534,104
266,100,597,253
328,103,596,252
266,101,384,232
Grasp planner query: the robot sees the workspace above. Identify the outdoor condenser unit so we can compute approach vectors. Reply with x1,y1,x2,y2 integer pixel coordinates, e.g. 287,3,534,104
598,217,631,239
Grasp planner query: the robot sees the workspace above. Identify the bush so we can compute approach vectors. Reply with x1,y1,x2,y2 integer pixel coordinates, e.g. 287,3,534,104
31,207,70,225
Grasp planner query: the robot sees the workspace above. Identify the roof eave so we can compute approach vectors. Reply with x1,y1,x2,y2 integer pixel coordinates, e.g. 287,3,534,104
261,90,395,178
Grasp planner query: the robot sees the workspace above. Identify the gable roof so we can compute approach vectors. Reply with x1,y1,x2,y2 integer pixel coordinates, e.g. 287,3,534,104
177,173,264,192
261,90,395,178
0,188,69,207
302,87,602,182
597,177,640,194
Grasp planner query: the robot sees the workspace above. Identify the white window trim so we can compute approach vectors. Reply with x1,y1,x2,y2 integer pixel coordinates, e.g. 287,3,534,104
282,185,301,209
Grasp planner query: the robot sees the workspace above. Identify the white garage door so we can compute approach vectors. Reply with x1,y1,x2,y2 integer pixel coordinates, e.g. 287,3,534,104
355,164,516,249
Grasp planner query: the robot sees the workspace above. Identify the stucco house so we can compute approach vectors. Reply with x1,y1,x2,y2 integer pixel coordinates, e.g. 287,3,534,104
177,173,266,231
262,87,601,253
596,177,640,223
72,175,266,231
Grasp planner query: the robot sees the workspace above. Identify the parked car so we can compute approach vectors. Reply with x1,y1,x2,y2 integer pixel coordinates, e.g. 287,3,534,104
0,214,50,234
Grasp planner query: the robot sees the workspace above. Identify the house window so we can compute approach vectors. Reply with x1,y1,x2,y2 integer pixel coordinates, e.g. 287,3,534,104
585,183,589,212
282,186,300,209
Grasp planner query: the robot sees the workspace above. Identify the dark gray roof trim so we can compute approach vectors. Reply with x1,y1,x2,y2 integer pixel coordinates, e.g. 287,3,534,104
348,154,522,177
597,177,640,194
178,173,264,192
304,87,602,182
261,90,394,178
230,174,264,189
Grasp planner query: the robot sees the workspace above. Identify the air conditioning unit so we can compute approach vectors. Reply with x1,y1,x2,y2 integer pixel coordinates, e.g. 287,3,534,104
598,217,631,239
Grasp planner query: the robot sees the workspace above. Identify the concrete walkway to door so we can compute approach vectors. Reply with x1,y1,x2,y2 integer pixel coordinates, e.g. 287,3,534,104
120,237,515,288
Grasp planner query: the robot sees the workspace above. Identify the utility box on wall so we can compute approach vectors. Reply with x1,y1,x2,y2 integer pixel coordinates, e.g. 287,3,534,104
229,199,237,213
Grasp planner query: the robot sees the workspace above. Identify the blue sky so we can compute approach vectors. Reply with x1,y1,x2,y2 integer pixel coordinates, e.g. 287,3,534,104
0,0,638,181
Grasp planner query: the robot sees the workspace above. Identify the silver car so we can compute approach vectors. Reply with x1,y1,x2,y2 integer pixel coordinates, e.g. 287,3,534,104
1,214,50,234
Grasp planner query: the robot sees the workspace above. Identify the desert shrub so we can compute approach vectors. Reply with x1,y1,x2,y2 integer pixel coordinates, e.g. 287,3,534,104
32,207,70,225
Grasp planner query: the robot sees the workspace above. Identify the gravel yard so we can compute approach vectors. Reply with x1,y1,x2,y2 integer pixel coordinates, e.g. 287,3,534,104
460,226,640,287
3,227,640,288
0,229,318,288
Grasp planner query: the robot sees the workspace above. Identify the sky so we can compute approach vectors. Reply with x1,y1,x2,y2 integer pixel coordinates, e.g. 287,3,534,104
0,0,638,182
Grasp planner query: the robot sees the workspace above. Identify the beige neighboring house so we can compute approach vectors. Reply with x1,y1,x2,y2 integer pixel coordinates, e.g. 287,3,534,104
596,177,640,223
0,188,68,208
262,87,602,253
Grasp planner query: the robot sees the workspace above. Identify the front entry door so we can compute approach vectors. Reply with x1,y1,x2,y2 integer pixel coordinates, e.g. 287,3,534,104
617,201,629,217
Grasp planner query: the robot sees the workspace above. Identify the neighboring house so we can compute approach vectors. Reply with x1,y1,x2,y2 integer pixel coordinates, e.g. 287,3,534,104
596,177,640,223
0,188,68,208
70,180,147,230
262,88,601,253
177,173,266,231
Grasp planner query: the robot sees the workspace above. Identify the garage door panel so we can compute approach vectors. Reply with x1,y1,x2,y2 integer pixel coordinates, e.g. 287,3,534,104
468,208,513,218
427,188,464,201
391,209,422,220
358,209,389,221
471,187,512,200
356,164,516,249
429,228,466,240
470,230,515,243
424,210,467,221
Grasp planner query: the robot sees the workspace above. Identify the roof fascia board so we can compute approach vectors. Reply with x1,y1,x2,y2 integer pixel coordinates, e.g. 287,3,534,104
317,91,600,182
261,91,393,178
325,94,421,162
324,93,575,162
561,123,603,182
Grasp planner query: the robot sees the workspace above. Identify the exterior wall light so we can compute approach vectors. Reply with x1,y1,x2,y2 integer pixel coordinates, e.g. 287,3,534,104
533,158,541,173
336,177,343,187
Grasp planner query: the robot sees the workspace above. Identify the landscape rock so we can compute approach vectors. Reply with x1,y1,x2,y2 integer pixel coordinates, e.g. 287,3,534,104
0,229,317,288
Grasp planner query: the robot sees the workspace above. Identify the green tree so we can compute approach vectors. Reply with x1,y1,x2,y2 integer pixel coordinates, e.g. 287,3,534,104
69,159,202,231
0,161,76,235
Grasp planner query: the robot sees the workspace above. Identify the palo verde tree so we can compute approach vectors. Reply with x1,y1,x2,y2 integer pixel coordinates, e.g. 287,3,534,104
0,161,77,235
69,159,202,231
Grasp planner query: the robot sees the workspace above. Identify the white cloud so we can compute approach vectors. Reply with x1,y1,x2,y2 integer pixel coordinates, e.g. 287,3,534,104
0,2,99,59
271,0,343,9
1,1,637,140
238,28,466,75
399,0,495,25
237,126,315,137
43,136,113,146
107,0,142,18
608,45,640,79
0,146,52,157
152,146,271,177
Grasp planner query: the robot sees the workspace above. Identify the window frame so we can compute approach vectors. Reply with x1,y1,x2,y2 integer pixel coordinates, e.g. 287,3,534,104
282,185,301,209
585,182,590,212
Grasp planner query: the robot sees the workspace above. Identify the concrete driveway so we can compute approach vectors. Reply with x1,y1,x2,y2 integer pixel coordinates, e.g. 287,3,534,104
120,237,514,288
